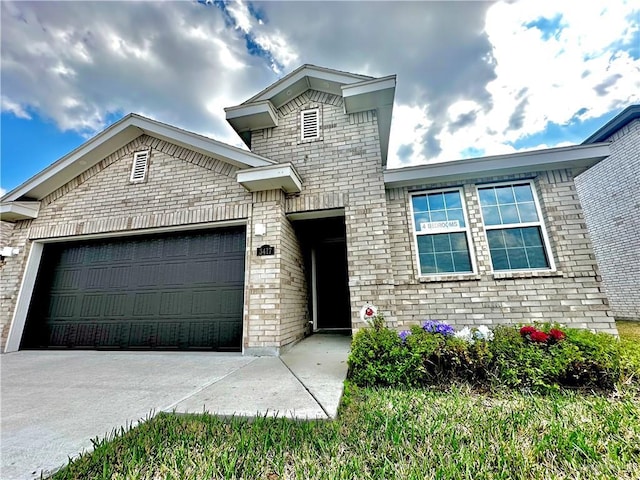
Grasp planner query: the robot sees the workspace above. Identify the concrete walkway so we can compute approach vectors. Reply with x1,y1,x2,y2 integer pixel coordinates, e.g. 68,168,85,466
0,334,351,480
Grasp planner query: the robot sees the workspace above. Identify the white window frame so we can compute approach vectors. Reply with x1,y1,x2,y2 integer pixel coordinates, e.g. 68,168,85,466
300,108,320,141
409,187,477,276
130,150,150,183
477,179,556,273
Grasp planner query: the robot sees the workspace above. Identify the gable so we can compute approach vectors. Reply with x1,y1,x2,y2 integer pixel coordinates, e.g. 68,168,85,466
32,134,251,230
2,113,274,204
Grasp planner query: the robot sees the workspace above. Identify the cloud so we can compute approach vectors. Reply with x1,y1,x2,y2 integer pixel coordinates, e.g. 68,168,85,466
1,0,639,172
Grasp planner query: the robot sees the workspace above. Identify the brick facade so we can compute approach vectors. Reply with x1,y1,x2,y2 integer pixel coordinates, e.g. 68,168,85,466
0,69,621,353
387,170,616,335
575,118,640,320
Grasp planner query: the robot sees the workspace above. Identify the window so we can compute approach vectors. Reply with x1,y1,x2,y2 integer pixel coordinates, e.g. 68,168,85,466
478,181,553,271
411,188,474,275
130,150,149,182
300,108,320,141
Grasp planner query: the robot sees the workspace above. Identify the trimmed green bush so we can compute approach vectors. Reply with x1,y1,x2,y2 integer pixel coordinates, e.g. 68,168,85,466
348,318,626,393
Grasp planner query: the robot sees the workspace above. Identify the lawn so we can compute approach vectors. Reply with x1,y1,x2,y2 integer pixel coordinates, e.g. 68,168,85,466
51,322,640,480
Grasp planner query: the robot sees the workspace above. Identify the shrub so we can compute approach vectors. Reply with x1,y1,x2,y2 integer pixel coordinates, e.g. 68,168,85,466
347,318,624,393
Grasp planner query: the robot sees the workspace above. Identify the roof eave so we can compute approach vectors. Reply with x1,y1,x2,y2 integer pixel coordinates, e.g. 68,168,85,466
582,105,640,144
384,143,611,188
2,114,275,202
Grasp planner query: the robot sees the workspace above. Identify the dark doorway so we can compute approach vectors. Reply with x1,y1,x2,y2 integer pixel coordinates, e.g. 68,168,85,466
293,214,351,332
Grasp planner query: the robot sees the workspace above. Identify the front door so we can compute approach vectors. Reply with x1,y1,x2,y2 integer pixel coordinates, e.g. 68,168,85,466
314,238,351,330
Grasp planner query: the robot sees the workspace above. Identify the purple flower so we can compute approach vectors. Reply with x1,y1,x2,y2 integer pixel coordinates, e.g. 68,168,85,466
422,320,455,336
398,330,411,343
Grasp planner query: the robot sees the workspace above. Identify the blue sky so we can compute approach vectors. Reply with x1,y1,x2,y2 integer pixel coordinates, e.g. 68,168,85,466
2,0,639,195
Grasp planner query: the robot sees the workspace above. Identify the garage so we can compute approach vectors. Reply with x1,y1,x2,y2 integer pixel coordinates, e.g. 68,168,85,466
21,227,246,351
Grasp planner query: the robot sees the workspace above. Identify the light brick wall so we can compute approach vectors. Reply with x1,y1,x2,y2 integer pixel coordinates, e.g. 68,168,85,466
251,90,396,328
0,135,253,351
575,119,640,320
386,169,617,334
244,190,309,354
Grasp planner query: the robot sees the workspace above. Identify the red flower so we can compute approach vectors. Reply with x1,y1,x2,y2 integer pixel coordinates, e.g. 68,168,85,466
530,330,550,343
549,329,566,341
520,326,537,336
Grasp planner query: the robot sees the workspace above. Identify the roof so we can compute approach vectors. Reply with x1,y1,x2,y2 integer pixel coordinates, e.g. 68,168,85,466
582,105,640,144
225,64,396,165
384,143,611,188
1,113,275,203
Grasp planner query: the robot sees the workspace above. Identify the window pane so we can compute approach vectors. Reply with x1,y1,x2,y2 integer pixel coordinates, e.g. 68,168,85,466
420,253,437,274
419,233,471,274
508,248,528,269
447,208,465,227
495,186,515,204
499,204,519,224
503,229,524,248
452,251,472,272
450,232,468,251
414,213,429,231
444,191,462,208
430,210,447,222
482,206,501,225
433,234,451,252
486,230,505,248
490,248,510,271
435,253,454,273
521,227,544,247
412,195,428,212
526,247,549,268
513,184,534,202
417,235,434,254
517,202,539,222
428,193,445,210
479,188,497,206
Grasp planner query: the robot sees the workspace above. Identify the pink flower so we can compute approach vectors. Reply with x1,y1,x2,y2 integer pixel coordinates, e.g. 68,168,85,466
530,330,550,343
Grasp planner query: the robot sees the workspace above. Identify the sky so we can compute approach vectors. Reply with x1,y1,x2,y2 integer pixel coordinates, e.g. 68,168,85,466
1,0,639,195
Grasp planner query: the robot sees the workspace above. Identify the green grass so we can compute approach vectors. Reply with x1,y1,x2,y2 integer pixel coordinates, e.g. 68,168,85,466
617,320,640,342
50,321,640,479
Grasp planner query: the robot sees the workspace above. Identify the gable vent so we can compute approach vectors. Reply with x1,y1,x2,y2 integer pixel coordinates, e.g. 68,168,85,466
130,150,149,182
301,108,320,141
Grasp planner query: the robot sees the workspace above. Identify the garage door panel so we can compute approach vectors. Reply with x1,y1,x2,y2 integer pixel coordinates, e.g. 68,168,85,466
22,227,245,351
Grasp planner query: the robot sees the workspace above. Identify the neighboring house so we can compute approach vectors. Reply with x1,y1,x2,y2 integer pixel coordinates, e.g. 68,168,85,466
0,65,619,355
575,105,640,321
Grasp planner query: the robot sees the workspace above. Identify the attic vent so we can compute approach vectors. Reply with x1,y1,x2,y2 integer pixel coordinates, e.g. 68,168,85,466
130,150,149,182
301,108,320,141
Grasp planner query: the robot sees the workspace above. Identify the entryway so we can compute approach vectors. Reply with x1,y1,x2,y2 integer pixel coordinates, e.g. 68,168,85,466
291,213,352,332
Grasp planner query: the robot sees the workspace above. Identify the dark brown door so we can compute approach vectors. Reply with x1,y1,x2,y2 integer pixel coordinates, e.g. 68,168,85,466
22,227,245,351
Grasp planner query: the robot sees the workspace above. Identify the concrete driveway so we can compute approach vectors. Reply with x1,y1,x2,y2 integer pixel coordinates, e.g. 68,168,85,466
0,334,350,480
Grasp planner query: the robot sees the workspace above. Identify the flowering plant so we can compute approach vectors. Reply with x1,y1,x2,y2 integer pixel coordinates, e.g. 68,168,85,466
520,325,566,345
398,330,411,343
475,325,494,342
453,325,494,344
422,320,455,336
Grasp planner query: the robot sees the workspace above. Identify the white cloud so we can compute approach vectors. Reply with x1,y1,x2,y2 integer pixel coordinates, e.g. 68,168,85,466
1,0,638,173
1,95,31,119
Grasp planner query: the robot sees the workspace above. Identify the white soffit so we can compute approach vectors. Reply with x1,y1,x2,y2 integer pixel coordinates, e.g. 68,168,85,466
384,143,611,188
342,75,396,114
224,101,279,132
0,201,40,222
237,163,302,194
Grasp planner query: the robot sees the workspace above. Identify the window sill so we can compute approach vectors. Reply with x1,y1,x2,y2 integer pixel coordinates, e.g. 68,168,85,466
492,270,564,280
418,273,481,283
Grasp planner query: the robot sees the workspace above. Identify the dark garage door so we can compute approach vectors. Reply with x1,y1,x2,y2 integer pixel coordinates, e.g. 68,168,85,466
21,227,246,351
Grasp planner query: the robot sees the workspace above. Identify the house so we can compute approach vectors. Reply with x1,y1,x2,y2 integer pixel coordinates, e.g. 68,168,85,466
575,105,640,321
0,65,619,355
